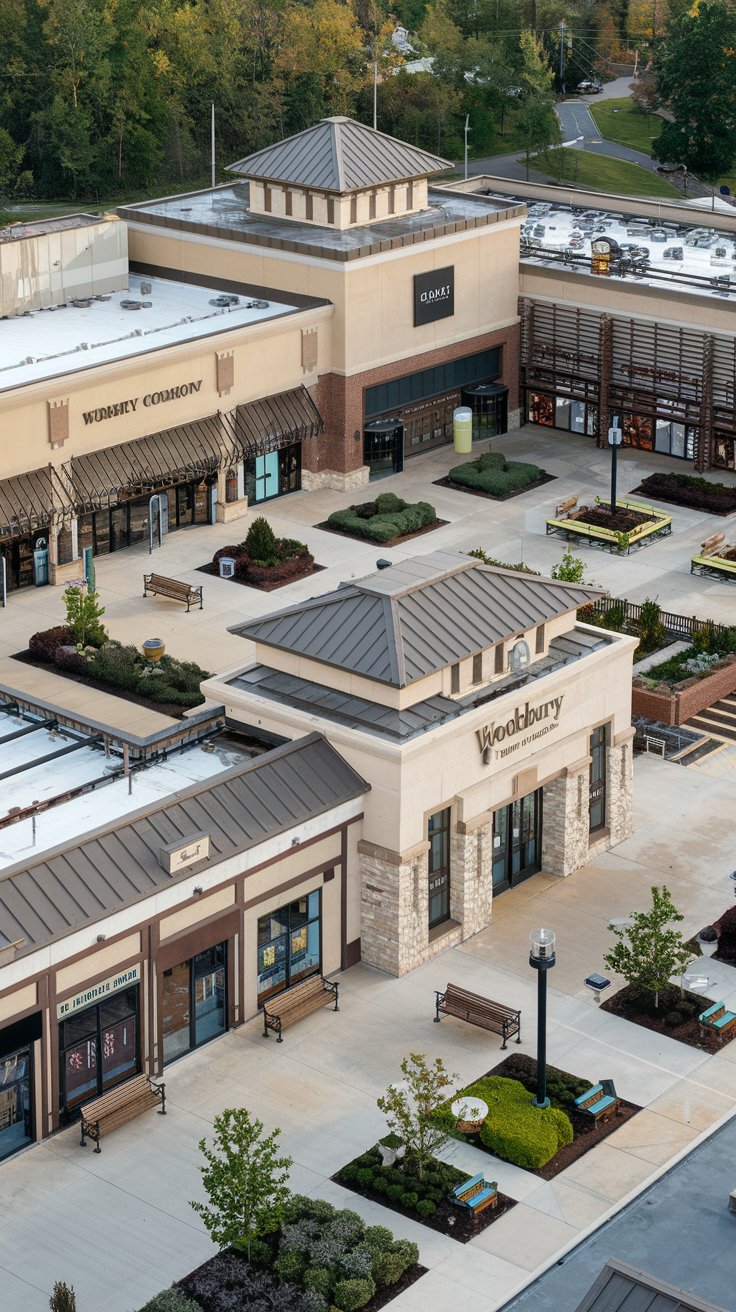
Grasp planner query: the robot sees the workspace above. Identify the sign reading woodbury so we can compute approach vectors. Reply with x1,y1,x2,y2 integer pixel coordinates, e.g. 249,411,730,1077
413,266,454,326
477,695,564,762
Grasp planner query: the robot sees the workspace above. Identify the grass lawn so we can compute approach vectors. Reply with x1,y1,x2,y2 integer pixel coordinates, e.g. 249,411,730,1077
541,147,681,198
589,96,661,156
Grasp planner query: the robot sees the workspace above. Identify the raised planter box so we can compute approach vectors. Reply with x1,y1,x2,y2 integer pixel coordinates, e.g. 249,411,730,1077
632,654,736,726
546,498,672,554
691,551,736,581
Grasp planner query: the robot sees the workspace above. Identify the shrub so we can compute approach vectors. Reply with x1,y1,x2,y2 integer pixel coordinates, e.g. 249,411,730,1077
50,1284,77,1312
467,548,539,574
400,1191,418,1209
244,516,279,565
88,642,141,691
303,1266,334,1300
449,453,542,496
232,1235,272,1266
355,1167,374,1188
393,1239,419,1266
372,1250,409,1285
63,584,107,647
331,1277,376,1312
664,1010,683,1027
137,1291,200,1312
247,552,314,587
374,492,406,514
415,1198,436,1217
470,1075,573,1168
273,1249,306,1283
212,543,245,564
29,625,75,661
327,498,437,543
636,598,667,655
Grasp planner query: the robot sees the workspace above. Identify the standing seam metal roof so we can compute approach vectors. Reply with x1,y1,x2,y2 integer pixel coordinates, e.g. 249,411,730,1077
227,117,451,193
231,552,602,688
0,734,367,957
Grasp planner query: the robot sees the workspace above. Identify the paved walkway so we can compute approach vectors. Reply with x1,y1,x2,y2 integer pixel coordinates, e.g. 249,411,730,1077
1,755,735,1312
1,428,735,684
0,655,176,736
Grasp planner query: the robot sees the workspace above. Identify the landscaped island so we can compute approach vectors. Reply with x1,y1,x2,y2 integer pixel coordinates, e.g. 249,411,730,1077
633,471,736,515
322,493,442,545
207,517,317,590
441,451,550,500
546,496,672,554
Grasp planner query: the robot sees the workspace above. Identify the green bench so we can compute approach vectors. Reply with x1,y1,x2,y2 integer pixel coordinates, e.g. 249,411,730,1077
699,1000,736,1045
574,1080,620,1123
450,1172,498,1214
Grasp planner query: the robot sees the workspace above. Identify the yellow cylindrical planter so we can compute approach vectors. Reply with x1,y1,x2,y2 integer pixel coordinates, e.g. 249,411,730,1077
453,406,473,453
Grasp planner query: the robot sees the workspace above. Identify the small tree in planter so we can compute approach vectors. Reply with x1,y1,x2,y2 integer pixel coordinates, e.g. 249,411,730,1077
63,583,107,648
244,516,279,565
604,885,692,1010
49,1283,76,1312
191,1107,292,1257
377,1053,457,1181
551,548,587,584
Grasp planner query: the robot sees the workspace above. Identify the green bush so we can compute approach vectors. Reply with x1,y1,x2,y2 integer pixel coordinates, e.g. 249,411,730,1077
332,1277,376,1312
355,1167,374,1188
273,1249,306,1282
458,1076,573,1168
88,642,140,691
327,498,437,543
232,1235,271,1266
400,1191,418,1210
363,1225,395,1255
372,1250,409,1285
393,1239,419,1266
449,453,543,496
245,515,279,565
303,1266,334,1299
415,1198,436,1217
137,1291,201,1312
374,492,406,514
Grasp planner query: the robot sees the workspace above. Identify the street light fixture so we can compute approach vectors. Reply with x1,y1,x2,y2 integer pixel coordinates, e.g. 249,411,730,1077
608,413,622,512
529,928,556,1109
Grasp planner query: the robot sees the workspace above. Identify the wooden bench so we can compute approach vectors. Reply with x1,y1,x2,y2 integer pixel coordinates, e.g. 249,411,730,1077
80,1072,166,1153
555,494,578,519
691,537,736,579
262,974,339,1042
450,1172,498,1214
143,573,203,611
434,983,521,1050
574,1079,620,1123
699,1000,736,1045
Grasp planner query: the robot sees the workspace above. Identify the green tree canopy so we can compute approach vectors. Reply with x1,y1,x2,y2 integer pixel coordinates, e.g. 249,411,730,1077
655,0,736,182
604,884,693,1009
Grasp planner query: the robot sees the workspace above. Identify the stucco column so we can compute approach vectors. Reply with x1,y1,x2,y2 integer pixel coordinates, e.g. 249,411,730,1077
541,760,590,877
358,838,429,976
450,813,493,937
607,733,634,845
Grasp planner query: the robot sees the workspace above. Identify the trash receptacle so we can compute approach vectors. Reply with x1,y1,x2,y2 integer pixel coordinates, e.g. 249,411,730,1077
218,556,236,579
453,406,473,453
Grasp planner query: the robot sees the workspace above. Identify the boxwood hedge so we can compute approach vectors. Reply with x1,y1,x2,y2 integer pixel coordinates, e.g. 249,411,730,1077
449,452,543,496
327,493,437,543
459,1076,573,1169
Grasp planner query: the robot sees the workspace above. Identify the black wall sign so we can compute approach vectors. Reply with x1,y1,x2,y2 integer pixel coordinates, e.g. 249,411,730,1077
414,266,454,326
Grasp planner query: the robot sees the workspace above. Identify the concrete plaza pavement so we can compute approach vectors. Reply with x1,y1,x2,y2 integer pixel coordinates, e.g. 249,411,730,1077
1,753,735,1311
1,426,735,693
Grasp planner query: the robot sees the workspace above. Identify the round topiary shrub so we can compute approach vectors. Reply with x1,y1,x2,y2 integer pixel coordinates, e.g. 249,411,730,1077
477,1075,572,1168
664,1010,683,1027
400,1191,418,1210
274,1249,306,1283
331,1277,376,1312
372,1250,409,1285
244,515,279,565
415,1198,436,1218
303,1266,334,1300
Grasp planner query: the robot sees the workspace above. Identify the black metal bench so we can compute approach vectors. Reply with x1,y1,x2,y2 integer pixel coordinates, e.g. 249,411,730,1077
80,1072,166,1153
263,974,339,1042
434,983,521,1049
143,572,203,611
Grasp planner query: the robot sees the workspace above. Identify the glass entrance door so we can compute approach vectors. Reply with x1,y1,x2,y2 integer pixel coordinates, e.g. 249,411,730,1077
363,420,404,479
254,452,279,502
492,790,542,893
462,383,509,439
161,943,227,1065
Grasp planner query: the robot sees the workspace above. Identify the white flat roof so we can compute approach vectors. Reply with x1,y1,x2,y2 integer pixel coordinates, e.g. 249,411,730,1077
0,273,298,393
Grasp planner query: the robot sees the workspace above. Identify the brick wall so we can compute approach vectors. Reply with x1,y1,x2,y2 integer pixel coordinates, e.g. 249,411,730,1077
632,655,736,726
306,322,520,476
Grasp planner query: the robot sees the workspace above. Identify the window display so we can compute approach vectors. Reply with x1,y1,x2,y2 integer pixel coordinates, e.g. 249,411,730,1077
161,943,227,1064
257,891,321,1004
59,983,139,1118
0,1045,33,1161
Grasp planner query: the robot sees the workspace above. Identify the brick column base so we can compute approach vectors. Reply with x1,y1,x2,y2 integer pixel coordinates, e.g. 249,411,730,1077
607,738,634,845
541,767,590,877
450,818,493,937
358,839,430,976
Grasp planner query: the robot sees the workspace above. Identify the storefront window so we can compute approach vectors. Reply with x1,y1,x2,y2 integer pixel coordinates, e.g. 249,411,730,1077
59,983,139,1118
161,943,227,1065
257,891,321,1004
428,807,451,929
244,444,302,503
529,393,555,426
0,1045,33,1161
589,725,609,833
713,434,735,470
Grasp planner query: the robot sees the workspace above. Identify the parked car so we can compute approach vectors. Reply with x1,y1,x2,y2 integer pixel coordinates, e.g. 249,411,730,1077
577,80,601,93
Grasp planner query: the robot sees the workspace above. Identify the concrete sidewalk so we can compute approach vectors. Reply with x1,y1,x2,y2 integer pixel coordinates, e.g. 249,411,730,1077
1,751,734,1312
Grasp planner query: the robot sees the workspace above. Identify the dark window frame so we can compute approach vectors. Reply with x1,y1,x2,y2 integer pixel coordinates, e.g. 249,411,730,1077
257,890,322,1006
589,723,609,833
428,807,451,929
59,983,140,1119
364,349,501,419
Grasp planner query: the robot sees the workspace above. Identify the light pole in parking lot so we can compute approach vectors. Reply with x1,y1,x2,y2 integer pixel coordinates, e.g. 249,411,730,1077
529,928,556,1109
608,412,622,512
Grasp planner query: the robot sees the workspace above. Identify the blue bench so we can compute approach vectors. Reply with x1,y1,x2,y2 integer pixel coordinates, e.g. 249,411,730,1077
450,1172,498,1214
574,1081,620,1123
699,1001,736,1045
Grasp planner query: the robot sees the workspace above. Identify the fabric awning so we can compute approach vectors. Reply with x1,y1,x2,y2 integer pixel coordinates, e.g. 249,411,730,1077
63,415,241,513
0,465,69,538
229,385,323,457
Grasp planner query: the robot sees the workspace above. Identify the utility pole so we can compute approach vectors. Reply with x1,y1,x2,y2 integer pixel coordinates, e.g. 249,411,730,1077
559,21,566,92
211,104,215,188
464,114,470,180
373,56,378,131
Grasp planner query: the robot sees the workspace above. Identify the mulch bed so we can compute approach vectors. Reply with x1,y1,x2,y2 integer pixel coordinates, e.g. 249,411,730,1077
459,1053,641,1182
631,475,736,516
332,1166,516,1243
314,518,448,548
601,983,727,1053
12,650,198,720
570,505,653,532
433,472,556,501
197,560,325,591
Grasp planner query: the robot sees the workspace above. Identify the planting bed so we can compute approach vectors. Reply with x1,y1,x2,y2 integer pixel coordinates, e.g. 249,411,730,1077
317,492,445,547
547,497,672,554
334,1149,515,1242
450,1054,640,1182
435,451,554,501
601,983,725,1052
201,520,320,591
632,472,736,515
198,558,324,591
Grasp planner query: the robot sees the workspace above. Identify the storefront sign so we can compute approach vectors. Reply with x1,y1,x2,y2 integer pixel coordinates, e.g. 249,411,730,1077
414,267,454,326
56,965,140,1019
159,831,210,876
82,379,203,425
477,695,564,762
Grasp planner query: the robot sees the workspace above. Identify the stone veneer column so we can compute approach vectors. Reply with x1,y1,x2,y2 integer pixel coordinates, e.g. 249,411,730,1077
358,838,429,976
541,763,590,877
607,734,634,845
450,815,493,937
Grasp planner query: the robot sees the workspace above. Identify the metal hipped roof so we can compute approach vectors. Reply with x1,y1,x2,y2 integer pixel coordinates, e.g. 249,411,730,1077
229,386,323,457
64,415,240,512
227,117,451,194
0,733,367,957
231,551,603,688
0,464,69,538
575,1260,728,1312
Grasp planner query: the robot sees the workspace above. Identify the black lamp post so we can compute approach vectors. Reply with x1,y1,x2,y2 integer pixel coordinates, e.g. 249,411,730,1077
608,413,622,513
529,927,556,1109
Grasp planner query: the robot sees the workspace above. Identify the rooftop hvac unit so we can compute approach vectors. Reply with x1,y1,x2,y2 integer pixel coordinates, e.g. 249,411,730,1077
139,281,152,295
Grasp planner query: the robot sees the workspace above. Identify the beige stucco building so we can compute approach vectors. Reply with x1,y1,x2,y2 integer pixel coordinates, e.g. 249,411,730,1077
204,551,637,976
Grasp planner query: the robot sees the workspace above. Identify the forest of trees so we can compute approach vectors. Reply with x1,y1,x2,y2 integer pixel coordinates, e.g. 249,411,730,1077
0,0,731,206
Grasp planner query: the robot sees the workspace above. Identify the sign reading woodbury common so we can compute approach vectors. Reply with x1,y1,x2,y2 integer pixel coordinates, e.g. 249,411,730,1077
82,379,203,425
414,266,454,326
477,695,564,761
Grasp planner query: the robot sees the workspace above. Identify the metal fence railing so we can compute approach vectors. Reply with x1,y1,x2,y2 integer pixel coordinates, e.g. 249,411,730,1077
589,597,733,642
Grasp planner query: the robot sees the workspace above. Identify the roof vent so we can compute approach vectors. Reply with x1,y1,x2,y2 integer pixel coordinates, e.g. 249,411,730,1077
210,294,240,307
247,298,269,309
120,299,143,310
72,298,93,308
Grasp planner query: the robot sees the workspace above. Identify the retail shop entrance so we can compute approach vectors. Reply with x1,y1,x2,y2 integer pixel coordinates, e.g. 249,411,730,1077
492,789,543,892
